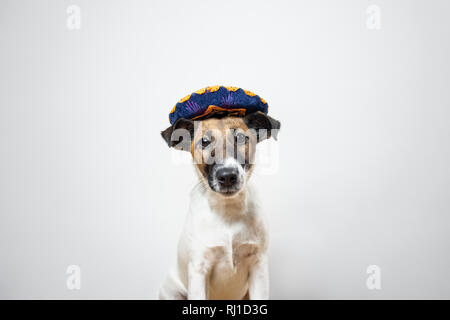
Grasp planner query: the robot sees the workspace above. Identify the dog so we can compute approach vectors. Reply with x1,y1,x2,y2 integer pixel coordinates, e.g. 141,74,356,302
159,111,280,300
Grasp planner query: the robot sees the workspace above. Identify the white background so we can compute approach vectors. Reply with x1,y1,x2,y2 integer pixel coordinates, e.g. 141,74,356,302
0,0,449,299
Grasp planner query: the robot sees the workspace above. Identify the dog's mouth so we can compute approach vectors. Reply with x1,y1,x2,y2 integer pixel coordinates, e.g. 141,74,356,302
208,179,243,196
215,187,240,196
210,186,242,197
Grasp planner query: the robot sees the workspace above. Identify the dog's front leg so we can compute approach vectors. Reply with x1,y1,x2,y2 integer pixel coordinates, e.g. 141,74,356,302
248,254,269,300
187,260,208,300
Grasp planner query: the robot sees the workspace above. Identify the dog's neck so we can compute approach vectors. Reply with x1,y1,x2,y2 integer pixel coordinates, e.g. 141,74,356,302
206,187,249,220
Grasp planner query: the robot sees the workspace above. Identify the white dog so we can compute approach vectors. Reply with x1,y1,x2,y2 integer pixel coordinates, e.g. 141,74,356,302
159,112,280,300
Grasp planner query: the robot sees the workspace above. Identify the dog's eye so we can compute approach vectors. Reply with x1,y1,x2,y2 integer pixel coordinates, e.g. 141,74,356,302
201,136,211,148
235,132,248,144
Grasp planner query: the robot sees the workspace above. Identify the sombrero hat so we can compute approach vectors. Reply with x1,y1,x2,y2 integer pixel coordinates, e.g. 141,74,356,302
168,86,269,125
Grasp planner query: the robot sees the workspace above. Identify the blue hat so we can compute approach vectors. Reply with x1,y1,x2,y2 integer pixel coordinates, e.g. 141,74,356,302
169,86,269,125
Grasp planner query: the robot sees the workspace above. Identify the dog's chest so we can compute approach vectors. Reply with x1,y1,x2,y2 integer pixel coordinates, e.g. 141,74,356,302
202,222,261,274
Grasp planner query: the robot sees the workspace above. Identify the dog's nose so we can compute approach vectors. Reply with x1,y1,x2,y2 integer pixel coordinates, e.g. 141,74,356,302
216,167,238,187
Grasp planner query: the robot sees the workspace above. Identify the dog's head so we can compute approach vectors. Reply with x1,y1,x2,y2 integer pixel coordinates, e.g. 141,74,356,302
161,112,280,197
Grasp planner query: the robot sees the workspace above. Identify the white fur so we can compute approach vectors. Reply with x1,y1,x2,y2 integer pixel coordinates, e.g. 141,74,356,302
159,175,269,300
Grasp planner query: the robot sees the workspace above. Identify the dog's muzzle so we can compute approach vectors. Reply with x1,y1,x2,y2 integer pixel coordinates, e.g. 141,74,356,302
216,167,238,188
208,162,244,196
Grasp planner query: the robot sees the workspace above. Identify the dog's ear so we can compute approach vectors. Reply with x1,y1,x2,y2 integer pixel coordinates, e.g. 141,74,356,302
161,118,194,151
244,111,281,142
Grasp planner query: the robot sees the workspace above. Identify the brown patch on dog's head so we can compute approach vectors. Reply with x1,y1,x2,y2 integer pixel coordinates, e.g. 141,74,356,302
191,117,256,176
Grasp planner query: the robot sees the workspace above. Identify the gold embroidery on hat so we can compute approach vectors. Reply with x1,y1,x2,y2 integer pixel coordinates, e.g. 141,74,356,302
194,88,206,95
179,94,191,103
244,89,256,97
207,85,221,92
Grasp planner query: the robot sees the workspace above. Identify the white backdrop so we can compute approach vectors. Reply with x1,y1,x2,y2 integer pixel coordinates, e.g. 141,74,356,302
1,0,449,299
